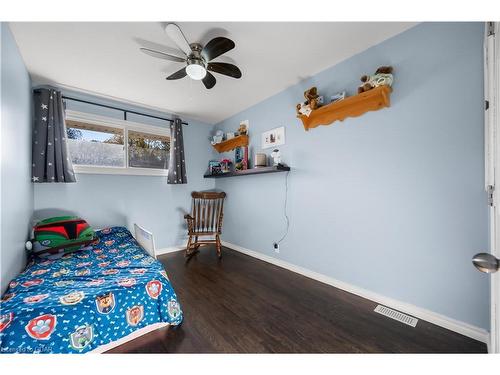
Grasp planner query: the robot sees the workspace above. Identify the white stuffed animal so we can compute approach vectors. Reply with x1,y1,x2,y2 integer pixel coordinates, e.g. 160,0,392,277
271,149,281,166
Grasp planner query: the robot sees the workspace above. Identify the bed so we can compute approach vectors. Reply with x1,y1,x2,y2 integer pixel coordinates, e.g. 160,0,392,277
0,226,183,354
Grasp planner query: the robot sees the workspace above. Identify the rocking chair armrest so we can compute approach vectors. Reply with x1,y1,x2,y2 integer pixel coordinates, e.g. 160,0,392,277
184,214,194,221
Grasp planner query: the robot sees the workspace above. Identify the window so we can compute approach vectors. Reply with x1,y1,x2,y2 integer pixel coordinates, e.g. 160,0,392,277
67,120,125,167
65,111,170,176
128,130,170,170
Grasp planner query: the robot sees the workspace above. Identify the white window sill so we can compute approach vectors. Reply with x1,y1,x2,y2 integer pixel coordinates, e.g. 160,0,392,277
74,165,168,177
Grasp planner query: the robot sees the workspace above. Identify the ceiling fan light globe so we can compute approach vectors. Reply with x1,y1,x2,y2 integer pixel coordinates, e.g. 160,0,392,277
186,62,207,80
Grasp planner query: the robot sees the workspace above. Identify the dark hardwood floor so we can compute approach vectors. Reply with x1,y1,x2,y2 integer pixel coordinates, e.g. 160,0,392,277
107,246,487,353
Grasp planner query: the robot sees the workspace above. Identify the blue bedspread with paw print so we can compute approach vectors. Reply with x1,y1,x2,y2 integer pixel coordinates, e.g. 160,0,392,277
0,226,183,353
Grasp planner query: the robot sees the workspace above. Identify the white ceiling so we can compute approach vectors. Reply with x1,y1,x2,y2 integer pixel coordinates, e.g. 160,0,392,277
9,22,416,124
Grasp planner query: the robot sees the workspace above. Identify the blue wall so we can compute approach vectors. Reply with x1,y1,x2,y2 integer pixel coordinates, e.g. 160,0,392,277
214,23,489,329
0,23,33,293
33,90,215,249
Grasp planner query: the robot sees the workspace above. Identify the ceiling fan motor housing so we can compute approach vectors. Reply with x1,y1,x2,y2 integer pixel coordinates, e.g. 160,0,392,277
186,43,207,80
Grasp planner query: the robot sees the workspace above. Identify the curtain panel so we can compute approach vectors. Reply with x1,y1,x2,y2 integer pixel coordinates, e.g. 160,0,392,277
167,118,187,184
32,89,76,183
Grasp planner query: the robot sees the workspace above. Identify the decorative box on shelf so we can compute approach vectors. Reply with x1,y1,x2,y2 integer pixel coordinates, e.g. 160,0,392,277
212,135,249,153
297,86,392,131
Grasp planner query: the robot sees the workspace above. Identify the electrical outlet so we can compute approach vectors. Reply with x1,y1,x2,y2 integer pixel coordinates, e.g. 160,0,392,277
273,242,280,253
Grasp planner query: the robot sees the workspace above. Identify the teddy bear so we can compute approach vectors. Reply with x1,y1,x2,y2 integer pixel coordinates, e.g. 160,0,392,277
296,86,321,117
358,66,394,94
238,123,248,136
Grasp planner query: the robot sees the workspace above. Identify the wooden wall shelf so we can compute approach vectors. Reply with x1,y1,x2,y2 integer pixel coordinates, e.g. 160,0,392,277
297,86,392,131
212,135,249,153
204,165,290,178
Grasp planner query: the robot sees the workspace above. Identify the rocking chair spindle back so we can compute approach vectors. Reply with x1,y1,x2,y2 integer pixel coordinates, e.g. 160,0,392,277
184,191,226,258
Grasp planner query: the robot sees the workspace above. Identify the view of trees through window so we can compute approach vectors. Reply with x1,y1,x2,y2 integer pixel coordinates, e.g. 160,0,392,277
128,130,170,169
66,120,170,170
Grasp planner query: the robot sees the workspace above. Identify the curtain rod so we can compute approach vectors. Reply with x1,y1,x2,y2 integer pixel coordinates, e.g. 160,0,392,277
61,95,188,126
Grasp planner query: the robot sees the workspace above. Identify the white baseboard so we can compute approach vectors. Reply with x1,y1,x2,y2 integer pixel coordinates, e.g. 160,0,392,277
222,241,489,345
155,245,185,256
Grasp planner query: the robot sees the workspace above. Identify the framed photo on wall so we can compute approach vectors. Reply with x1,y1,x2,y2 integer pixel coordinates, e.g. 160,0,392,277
261,126,285,149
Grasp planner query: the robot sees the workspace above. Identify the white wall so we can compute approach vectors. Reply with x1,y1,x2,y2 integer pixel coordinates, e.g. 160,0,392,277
0,23,33,293
215,23,490,330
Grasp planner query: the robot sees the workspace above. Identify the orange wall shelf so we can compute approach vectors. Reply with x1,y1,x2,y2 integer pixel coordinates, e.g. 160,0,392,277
297,86,392,131
212,134,249,153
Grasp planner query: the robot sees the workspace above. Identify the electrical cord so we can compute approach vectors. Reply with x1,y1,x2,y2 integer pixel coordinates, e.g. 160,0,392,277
276,170,290,246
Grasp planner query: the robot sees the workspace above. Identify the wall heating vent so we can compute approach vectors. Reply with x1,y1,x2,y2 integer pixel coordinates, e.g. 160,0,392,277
374,305,418,327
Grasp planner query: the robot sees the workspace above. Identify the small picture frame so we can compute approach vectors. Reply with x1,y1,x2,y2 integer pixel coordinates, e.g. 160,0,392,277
220,159,232,173
261,126,285,149
208,160,222,175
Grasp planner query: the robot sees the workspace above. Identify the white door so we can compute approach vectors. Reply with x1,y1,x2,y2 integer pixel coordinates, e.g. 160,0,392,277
484,21,499,354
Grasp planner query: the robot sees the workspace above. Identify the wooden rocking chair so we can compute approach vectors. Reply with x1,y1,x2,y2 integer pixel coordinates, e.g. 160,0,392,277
184,191,226,259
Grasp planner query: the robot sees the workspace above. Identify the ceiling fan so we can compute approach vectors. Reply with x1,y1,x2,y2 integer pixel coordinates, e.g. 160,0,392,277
140,23,242,89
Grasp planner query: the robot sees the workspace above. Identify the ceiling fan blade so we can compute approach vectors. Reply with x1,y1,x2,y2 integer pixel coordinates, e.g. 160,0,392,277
140,48,185,63
166,67,187,80
201,37,235,62
165,23,193,56
207,62,242,79
202,72,216,89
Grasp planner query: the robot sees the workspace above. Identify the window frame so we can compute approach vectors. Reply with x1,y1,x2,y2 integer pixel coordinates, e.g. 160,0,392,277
65,110,170,177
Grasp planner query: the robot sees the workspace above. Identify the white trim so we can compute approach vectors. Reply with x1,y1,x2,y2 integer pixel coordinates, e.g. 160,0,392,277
485,25,495,190
155,245,186,256
485,21,500,354
73,165,168,177
222,241,489,345
494,20,500,356
89,322,170,353
65,110,170,177
65,110,171,135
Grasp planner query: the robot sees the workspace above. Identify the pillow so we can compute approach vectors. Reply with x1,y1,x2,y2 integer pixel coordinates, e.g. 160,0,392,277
31,216,95,259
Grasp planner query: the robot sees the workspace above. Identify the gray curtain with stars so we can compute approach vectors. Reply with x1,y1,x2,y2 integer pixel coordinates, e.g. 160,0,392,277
32,89,76,183
167,118,187,184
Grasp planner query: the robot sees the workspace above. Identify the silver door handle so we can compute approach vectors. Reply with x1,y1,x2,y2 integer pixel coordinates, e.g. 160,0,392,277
472,253,500,273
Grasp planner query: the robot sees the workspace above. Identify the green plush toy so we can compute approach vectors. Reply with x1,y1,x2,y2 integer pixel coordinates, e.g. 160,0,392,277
32,216,95,258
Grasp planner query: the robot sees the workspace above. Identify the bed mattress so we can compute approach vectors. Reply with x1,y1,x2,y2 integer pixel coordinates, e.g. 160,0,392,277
0,226,183,354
